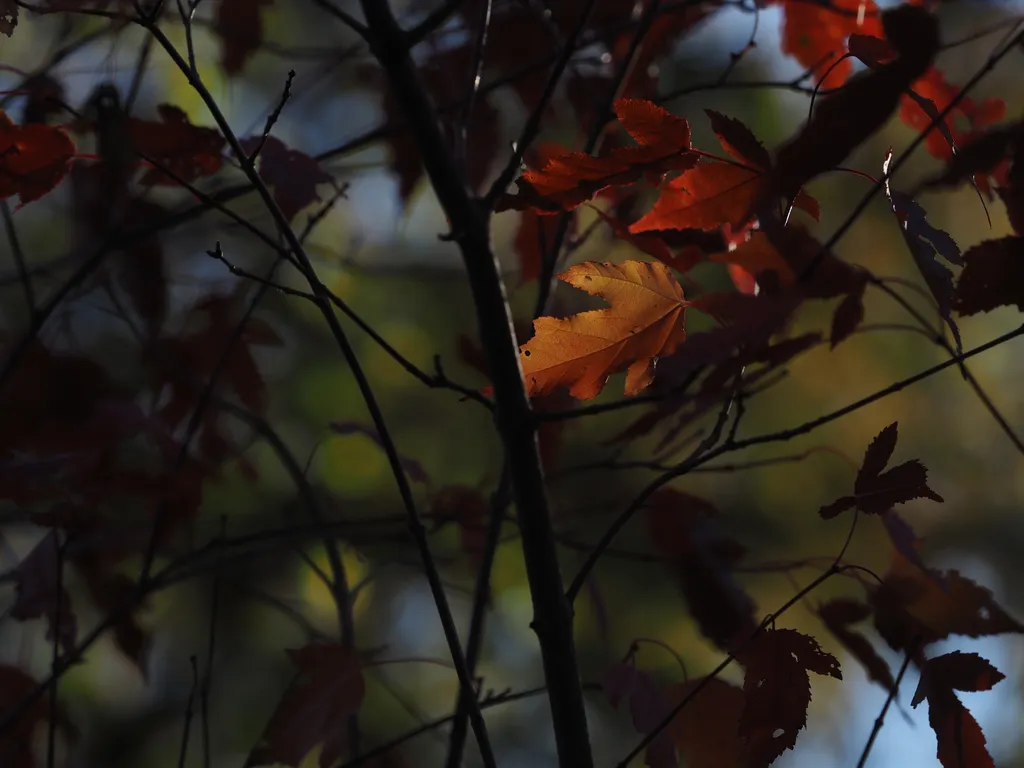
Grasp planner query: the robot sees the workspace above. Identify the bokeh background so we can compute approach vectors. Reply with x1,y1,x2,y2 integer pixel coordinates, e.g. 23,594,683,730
1,0,1023,766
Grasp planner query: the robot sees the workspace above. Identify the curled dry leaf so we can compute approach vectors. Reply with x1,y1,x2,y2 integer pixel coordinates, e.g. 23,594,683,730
519,260,690,400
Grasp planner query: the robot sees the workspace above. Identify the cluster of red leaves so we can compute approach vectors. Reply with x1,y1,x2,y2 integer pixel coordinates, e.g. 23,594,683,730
604,437,1022,767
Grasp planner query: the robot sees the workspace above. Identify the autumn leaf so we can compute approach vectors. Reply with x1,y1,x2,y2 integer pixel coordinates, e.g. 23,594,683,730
737,628,841,765
920,121,1022,197
780,0,883,90
883,149,963,350
631,111,818,234
899,66,1006,161
431,485,489,569
0,110,75,205
214,0,274,74
591,206,700,274
817,598,895,691
819,422,943,518
912,652,1004,768
603,659,678,768
0,664,75,768
668,677,746,768
9,531,76,657
239,135,334,221
252,644,365,768
872,555,1024,653
762,4,939,210
645,489,756,652
830,280,866,347
954,236,1024,316
127,105,225,185
519,260,690,400
496,99,697,214
0,0,17,36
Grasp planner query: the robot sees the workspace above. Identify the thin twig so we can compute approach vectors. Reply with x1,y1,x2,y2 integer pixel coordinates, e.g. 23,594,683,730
856,639,920,768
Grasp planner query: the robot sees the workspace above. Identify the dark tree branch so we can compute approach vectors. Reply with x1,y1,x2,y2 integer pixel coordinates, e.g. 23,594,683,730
357,0,594,765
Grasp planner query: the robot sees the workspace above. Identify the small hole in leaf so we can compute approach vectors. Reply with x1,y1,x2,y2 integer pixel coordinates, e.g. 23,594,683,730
979,607,990,620
524,350,531,357
584,275,592,281
773,728,785,739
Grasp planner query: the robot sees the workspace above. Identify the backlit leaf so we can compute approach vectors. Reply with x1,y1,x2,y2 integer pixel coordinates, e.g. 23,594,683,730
519,260,690,400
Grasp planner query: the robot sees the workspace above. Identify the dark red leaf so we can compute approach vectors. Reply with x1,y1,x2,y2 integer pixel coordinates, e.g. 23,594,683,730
252,644,365,768
0,110,75,204
912,652,1004,768
820,422,942,518
737,628,841,765
646,490,756,652
214,0,274,74
0,0,16,35
954,236,1024,316
240,136,334,221
762,5,939,210
127,105,225,185
668,677,746,768
602,661,678,768
818,598,895,691
9,531,76,656
497,99,697,214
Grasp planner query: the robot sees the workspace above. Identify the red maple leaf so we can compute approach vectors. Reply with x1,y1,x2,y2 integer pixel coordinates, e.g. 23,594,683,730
0,110,75,204
762,5,939,209
819,422,943,518
899,66,1006,161
214,0,274,75
630,109,818,234
252,644,365,768
603,658,679,768
496,99,697,214
240,136,334,221
9,531,77,656
127,105,225,186
668,677,746,768
645,489,756,652
871,555,1024,653
778,0,883,90
817,598,895,692
912,652,1004,768
737,628,841,765
0,664,75,768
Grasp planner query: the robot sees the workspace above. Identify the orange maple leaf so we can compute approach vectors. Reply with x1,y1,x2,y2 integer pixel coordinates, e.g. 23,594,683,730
495,99,697,214
0,110,75,205
519,260,690,400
